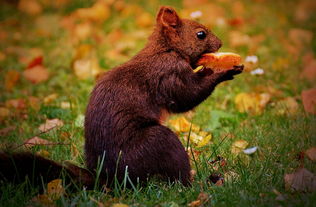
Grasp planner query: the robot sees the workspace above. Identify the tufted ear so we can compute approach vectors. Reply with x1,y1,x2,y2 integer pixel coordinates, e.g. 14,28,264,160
156,6,181,28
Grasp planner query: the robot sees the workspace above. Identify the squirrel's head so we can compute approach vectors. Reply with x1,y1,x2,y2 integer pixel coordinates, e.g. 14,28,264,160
155,6,222,66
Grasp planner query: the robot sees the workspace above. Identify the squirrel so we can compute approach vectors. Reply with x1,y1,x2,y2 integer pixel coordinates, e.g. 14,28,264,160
0,6,243,188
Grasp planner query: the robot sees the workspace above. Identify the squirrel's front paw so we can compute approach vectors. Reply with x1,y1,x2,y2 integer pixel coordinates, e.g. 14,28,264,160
214,65,244,82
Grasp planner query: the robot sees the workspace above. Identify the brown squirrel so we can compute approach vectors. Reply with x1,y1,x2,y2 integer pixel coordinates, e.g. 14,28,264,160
0,6,242,188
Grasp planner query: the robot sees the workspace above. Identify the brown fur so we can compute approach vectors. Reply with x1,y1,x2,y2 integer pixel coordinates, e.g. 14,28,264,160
0,6,242,188
84,6,242,186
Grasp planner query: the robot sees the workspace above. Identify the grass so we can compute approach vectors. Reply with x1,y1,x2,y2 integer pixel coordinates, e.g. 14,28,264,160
0,0,316,206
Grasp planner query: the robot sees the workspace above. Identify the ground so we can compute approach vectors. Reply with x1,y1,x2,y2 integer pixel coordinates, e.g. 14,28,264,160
0,0,316,206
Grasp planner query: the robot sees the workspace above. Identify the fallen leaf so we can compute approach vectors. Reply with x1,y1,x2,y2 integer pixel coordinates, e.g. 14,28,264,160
5,70,20,91
196,134,212,148
60,102,71,109
301,59,316,82
36,149,50,157
274,97,299,115
305,147,316,161
18,0,42,16
24,136,53,148
44,93,58,104
284,168,316,192
47,179,64,200
169,117,200,133
73,58,102,79
112,204,129,207
23,65,49,84
0,107,10,119
301,88,316,115
5,98,26,110
71,143,80,159
188,192,210,207
27,56,43,69
75,2,110,22
231,140,248,154
235,92,271,115
0,126,16,136
38,119,64,132
136,12,153,28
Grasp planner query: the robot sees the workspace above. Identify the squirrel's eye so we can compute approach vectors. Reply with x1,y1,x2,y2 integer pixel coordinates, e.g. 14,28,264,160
196,31,206,39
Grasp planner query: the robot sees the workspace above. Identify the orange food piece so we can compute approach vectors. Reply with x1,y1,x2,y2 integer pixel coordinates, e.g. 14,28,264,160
197,52,242,71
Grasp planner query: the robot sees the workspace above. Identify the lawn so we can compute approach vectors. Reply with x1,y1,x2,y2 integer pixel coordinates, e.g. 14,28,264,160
0,0,316,206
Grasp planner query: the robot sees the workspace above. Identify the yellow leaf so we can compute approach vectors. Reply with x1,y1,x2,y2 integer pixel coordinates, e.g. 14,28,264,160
274,97,299,115
44,93,58,104
47,179,64,200
136,12,153,28
76,2,111,22
169,117,200,133
112,203,129,207
231,140,248,154
196,134,212,148
73,57,102,79
235,92,271,115
36,149,50,157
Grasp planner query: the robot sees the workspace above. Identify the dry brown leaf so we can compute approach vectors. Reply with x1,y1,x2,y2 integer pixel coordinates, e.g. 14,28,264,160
24,136,53,148
188,192,210,207
301,88,316,115
301,59,316,82
305,147,316,162
274,97,299,115
0,126,16,136
231,140,248,154
5,70,20,91
0,107,10,120
23,65,49,84
18,0,42,16
38,119,64,132
284,168,316,192
235,92,271,115
5,98,26,110
47,179,64,200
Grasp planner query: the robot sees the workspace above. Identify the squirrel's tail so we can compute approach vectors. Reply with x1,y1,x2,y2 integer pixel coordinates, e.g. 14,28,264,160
0,152,94,188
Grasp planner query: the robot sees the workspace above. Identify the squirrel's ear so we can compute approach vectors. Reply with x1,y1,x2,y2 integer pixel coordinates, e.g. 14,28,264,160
156,6,180,28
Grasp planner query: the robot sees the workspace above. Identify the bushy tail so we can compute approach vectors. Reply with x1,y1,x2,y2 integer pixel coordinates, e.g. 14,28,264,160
0,152,94,188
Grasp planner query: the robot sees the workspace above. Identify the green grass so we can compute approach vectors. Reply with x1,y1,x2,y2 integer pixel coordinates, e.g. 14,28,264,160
1,0,316,206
